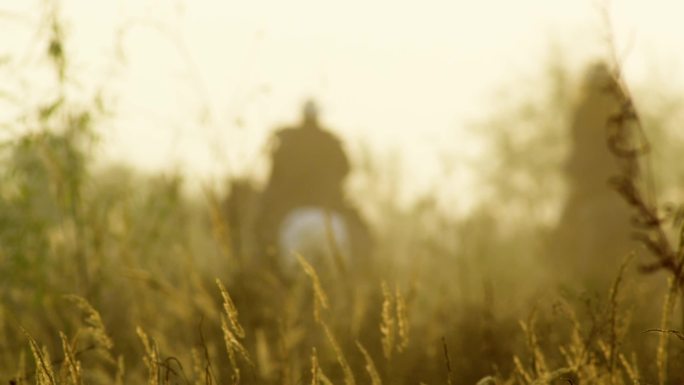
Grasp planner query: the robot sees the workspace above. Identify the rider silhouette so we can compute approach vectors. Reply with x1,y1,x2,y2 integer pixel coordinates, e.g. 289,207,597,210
255,100,353,259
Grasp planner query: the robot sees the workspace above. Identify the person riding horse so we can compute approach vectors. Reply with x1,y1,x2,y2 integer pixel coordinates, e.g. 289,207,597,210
254,100,371,268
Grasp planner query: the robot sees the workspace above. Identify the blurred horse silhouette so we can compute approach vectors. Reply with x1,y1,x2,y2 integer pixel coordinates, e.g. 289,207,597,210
224,100,372,273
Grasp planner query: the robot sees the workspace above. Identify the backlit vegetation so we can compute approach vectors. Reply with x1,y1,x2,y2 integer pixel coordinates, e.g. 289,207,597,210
2,3,684,384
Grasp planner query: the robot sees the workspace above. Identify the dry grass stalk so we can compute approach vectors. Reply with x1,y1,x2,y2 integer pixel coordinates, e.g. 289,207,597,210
556,300,588,370
221,316,241,384
136,326,160,385
538,368,577,385
319,373,335,385
618,352,640,384
216,278,246,338
378,282,409,360
310,347,333,385
656,276,677,385
513,355,532,384
519,311,548,378
607,254,633,383
25,330,56,385
356,341,382,385
310,347,321,385
59,331,82,385
380,281,395,361
442,337,454,385
320,320,356,385
190,348,204,385
220,314,253,385
296,252,330,322
395,284,410,352
114,355,125,385
64,295,113,352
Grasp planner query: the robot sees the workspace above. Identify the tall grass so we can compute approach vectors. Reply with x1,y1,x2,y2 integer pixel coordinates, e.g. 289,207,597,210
2,2,684,384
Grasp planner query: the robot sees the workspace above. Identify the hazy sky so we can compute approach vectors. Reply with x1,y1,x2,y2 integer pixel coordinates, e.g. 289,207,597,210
2,0,683,210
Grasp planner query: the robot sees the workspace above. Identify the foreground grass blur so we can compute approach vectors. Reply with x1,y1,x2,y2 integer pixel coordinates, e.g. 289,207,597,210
3,4,684,385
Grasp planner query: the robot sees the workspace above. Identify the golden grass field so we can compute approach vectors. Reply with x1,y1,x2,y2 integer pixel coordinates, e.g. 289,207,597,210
3,4,684,385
